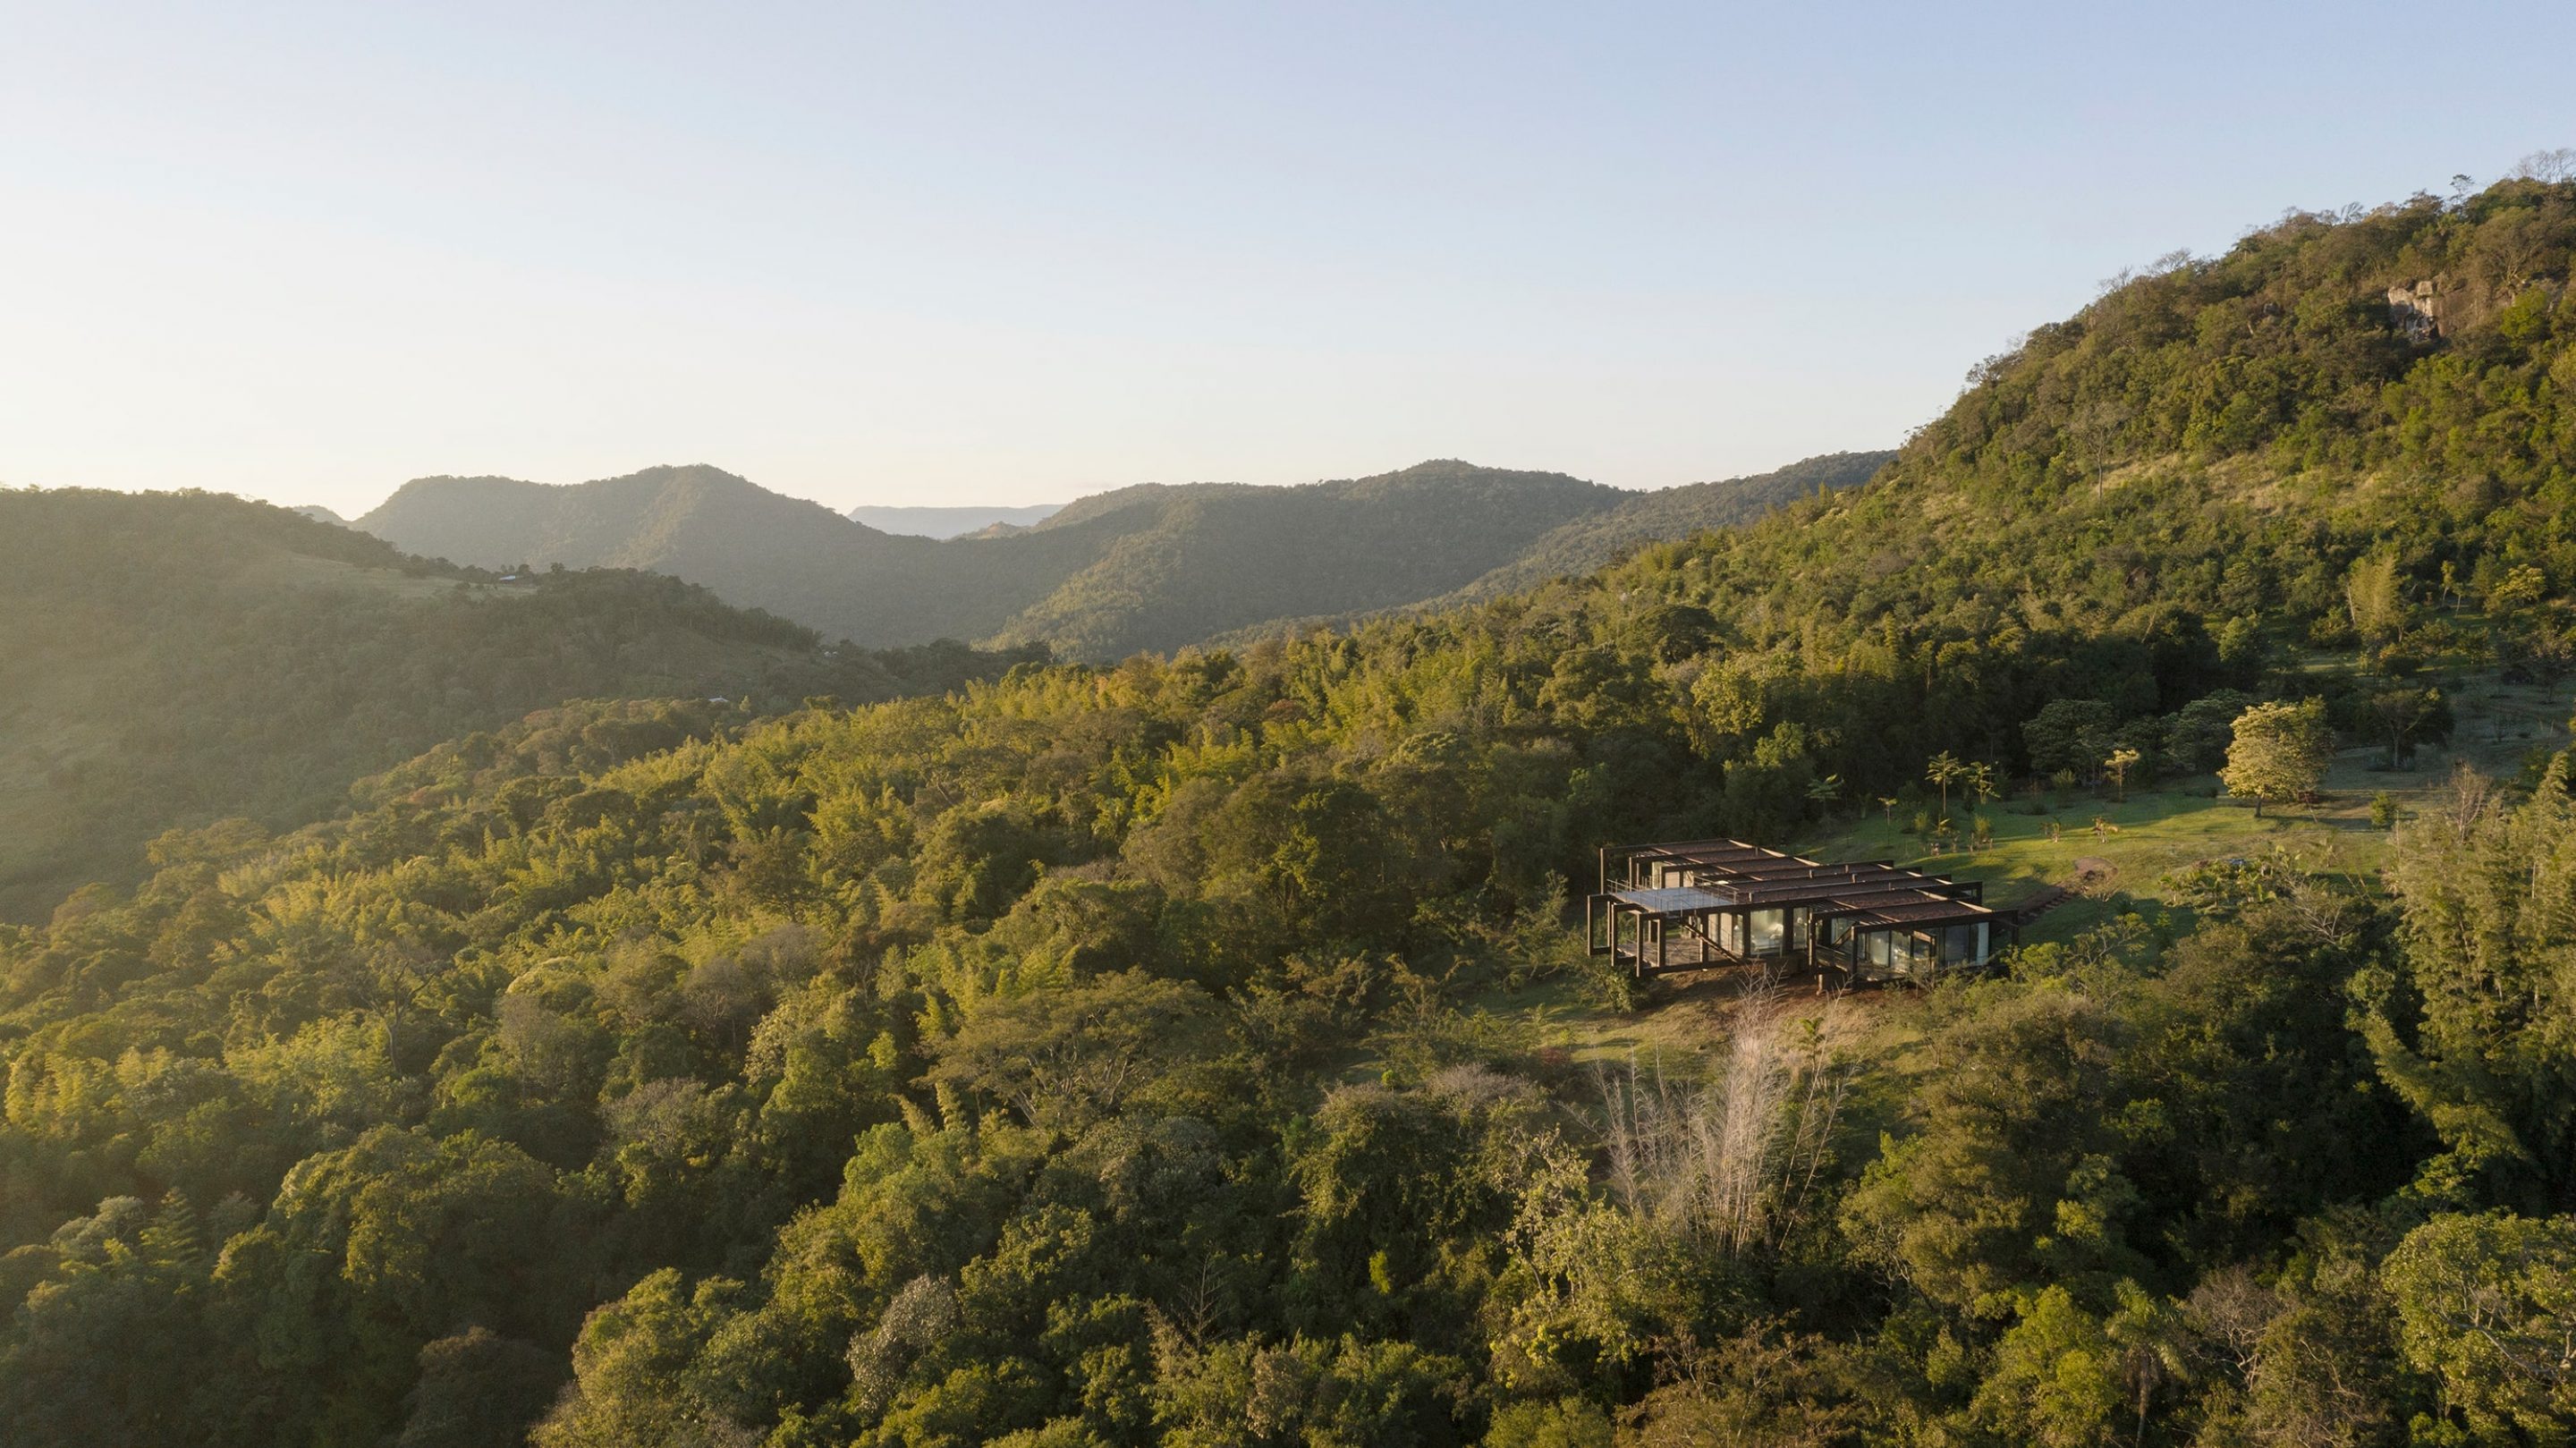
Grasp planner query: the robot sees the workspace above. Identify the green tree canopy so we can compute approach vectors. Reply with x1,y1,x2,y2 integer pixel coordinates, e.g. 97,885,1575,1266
2219,699,2333,817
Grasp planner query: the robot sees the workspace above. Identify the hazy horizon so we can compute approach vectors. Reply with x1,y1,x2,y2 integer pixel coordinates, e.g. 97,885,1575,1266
76,448,1891,521
4,2,2570,515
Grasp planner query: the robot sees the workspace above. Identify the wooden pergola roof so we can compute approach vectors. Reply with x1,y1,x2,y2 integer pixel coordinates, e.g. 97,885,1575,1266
1604,886,1734,917
1607,837,2002,934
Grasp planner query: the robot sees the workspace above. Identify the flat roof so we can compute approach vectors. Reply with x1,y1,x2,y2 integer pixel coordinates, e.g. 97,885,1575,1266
1608,836,2004,935
1630,841,1798,868
1696,865,1934,902
1606,885,1734,916
1842,898,2001,930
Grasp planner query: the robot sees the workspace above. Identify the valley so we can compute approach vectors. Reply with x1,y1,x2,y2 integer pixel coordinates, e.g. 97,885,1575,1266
355,453,1892,658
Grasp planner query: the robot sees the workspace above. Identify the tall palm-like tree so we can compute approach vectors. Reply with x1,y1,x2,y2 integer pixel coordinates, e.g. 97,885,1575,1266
1925,751,1964,820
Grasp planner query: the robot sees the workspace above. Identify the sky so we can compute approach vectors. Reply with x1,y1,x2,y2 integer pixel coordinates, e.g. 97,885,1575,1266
3,2,2571,516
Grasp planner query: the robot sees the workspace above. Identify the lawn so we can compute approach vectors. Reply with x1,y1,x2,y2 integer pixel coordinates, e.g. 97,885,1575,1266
1499,783,2359,1105
1489,768,2385,1082
1794,775,2389,941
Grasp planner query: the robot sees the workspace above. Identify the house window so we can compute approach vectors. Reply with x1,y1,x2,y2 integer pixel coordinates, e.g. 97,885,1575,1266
1942,923,1987,965
1885,927,1927,973
1750,909,1784,955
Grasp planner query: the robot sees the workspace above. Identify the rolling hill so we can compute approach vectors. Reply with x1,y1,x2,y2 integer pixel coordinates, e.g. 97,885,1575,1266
355,453,1888,658
0,487,1036,919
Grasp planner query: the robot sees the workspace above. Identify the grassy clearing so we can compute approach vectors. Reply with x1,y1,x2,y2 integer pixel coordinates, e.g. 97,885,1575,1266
1515,661,2574,1081
1496,787,2316,1110
1494,778,2359,1085
237,550,468,601
1463,963,1933,1142
1796,779,2379,940
1793,667,2571,945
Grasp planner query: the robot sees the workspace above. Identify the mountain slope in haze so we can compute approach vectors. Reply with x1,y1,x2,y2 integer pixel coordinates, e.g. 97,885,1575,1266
980,461,1628,656
846,503,1064,537
360,465,872,594
358,456,1877,658
1428,449,1892,606
361,464,1112,648
0,487,1036,919
1199,450,1899,648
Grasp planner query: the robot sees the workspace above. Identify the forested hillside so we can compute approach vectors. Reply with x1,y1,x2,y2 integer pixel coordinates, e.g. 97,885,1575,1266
1422,449,1893,607
4,173,2576,1447
357,457,1877,660
0,489,1036,920
1199,451,1897,651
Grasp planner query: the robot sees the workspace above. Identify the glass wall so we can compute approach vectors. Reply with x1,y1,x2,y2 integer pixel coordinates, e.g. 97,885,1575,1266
1896,932,1933,978
1820,915,1995,982
1941,922,1991,968
1750,909,1784,955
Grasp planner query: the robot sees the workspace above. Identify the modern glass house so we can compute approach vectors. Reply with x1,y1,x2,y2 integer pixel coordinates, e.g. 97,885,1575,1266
1583,837,2012,986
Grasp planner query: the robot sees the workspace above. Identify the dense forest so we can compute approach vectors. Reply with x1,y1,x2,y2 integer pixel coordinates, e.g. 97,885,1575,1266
355,456,1885,660
0,488,1037,919
3,172,2575,1446
1407,450,1894,611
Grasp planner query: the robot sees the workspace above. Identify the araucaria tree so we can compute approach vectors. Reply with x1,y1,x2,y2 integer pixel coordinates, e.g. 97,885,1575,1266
2103,747,2140,801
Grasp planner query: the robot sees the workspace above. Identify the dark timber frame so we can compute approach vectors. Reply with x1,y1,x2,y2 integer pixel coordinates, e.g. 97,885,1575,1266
1585,838,2013,987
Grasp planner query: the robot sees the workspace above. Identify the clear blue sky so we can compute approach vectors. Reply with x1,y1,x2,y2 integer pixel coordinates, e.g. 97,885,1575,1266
4,2,2570,514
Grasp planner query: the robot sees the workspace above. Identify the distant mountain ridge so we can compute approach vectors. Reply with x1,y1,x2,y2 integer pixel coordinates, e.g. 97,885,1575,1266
360,453,1889,658
0,487,1031,919
846,503,1064,538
